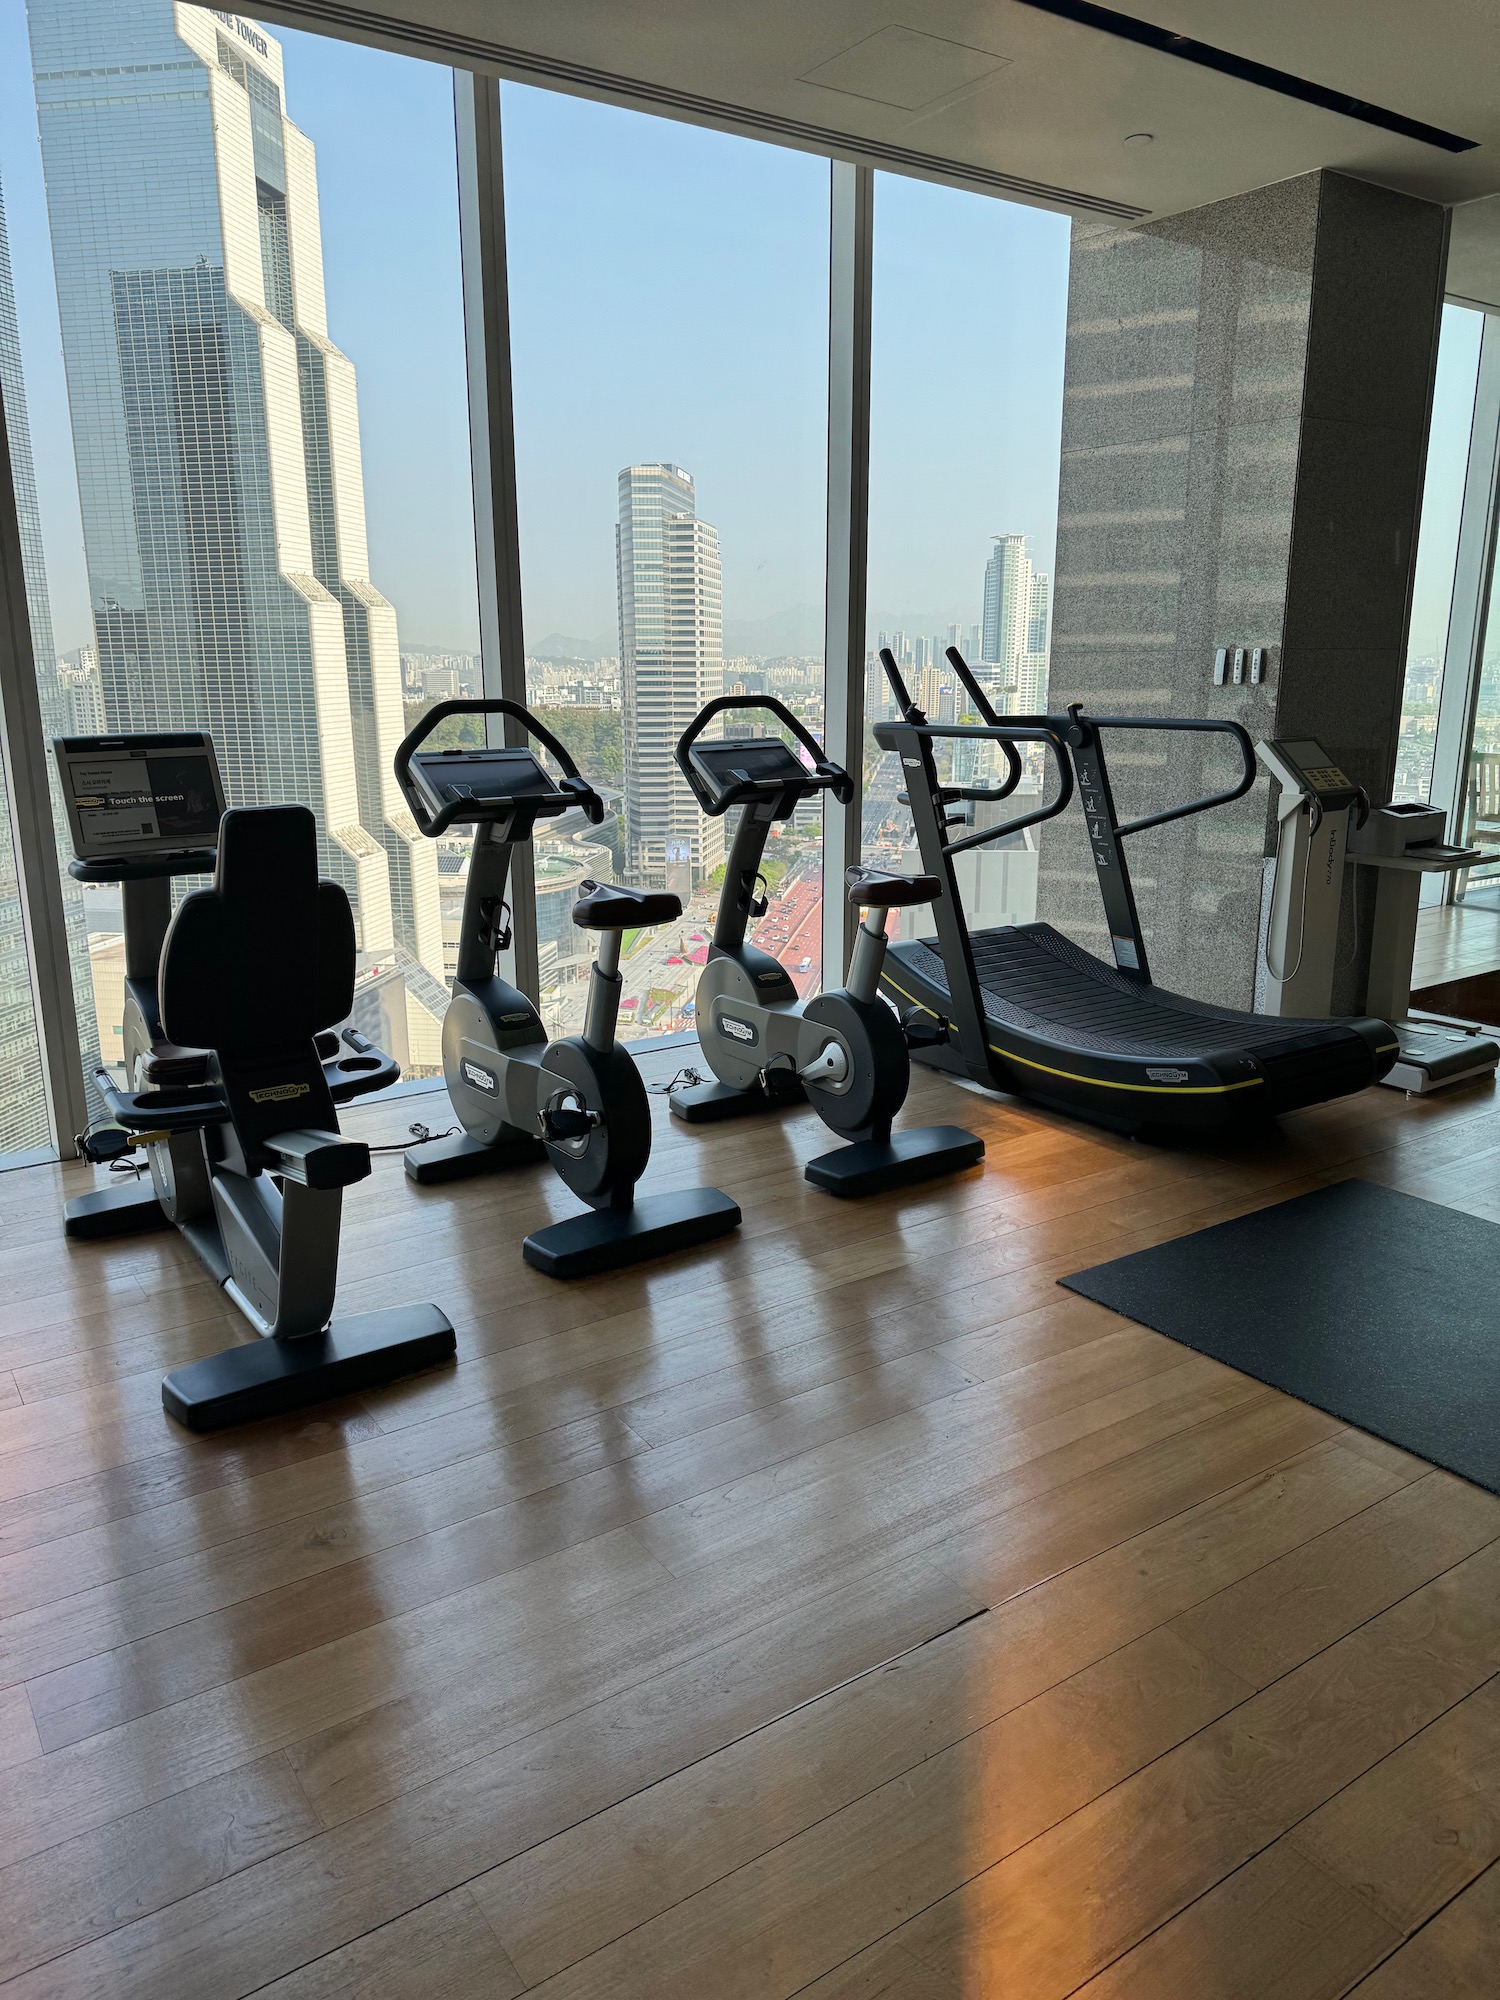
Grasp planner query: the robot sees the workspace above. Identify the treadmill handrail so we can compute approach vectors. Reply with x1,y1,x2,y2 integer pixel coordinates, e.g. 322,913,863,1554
875,718,1075,852
943,647,1024,799
878,647,919,721
1068,710,1257,840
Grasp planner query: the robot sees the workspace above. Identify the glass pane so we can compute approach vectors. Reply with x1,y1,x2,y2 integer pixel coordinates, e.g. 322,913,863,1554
0,760,49,1161
1395,303,1484,804
0,73,100,1157
12,0,475,1093
1458,507,1500,904
504,86,829,1041
863,174,1069,946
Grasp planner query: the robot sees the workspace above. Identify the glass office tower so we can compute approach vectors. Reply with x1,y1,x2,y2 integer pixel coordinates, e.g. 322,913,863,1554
27,2,445,1061
616,462,725,891
0,171,100,1154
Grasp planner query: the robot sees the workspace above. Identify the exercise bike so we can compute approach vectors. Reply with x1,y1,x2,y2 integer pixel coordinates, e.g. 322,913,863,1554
55,730,454,1430
671,696,985,1196
394,699,741,1276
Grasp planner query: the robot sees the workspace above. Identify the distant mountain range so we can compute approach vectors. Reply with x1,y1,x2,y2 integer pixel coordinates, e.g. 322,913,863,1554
527,632,616,663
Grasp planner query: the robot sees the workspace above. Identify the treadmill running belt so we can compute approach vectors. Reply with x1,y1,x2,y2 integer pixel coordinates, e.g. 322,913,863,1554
907,924,1370,1062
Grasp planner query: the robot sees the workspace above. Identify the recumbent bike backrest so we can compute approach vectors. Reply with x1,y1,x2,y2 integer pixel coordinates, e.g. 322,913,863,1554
160,805,356,1168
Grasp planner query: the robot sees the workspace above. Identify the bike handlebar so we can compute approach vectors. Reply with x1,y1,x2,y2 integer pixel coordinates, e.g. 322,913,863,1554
393,698,606,836
675,695,855,814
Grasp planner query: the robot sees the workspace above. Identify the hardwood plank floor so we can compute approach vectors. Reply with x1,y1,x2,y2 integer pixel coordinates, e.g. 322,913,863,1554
2,1061,1499,1997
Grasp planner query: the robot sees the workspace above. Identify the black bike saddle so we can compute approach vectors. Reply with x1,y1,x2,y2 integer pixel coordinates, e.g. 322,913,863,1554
845,864,942,909
572,879,683,931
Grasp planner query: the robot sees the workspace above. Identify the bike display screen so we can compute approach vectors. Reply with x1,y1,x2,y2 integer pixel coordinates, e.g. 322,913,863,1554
410,747,559,809
54,733,226,859
692,739,809,790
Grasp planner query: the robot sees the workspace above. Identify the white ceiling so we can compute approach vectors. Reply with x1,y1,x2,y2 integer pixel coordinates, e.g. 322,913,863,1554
267,0,1500,302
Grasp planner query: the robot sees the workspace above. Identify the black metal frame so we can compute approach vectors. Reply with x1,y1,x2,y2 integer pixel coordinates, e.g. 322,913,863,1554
675,695,855,958
394,697,604,838
874,647,1256,1073
875,649,1075,1081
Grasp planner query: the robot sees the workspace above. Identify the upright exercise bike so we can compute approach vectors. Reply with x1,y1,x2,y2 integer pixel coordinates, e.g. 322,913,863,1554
671,696,984,1195
54,730,454,1430
394,699,741,1275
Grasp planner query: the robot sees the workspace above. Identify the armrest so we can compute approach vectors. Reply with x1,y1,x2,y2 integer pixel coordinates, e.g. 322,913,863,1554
323,1027,401,1103
95,1067,227,1133
266,1129,371,1190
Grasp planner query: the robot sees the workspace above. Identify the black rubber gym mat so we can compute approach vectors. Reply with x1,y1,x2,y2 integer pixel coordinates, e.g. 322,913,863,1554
1060,1178,1500,1495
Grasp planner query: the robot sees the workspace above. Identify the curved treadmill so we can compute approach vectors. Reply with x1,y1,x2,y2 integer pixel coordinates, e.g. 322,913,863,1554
873,651,1397,1139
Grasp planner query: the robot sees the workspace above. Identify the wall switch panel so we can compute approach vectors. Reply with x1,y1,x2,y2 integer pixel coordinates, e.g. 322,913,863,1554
1249,646,1266,684
1231,646,1246,684
1213,647,1229,686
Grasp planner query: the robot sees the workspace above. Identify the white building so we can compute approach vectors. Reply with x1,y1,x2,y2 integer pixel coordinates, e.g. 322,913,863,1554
981,534,1031,688
980,536,1052,715
30,1,445,1064
617,463,725,890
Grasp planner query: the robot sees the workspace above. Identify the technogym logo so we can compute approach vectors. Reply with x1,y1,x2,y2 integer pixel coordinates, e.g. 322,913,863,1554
461,1058,499,1095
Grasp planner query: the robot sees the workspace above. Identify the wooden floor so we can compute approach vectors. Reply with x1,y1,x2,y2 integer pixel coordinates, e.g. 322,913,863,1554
1413,899,1500,990
4,1051,1500,1998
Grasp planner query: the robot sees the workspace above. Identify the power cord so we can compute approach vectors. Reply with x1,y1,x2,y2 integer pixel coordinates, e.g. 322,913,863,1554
648,1066,708,1096
368,1119,459,1155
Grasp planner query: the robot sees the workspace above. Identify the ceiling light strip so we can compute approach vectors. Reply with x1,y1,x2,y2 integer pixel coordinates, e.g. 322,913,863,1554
1010,0,1477,153
256,0,1149,219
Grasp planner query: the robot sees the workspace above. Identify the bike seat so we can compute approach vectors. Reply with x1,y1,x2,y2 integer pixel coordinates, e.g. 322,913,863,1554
572,879,683,931
845,865,941,909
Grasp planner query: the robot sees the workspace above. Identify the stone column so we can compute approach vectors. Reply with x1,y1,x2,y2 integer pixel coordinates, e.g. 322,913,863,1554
1038,170,1448,1014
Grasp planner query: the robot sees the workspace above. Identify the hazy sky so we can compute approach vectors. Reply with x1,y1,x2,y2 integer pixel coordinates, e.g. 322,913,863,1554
0,0,1476,664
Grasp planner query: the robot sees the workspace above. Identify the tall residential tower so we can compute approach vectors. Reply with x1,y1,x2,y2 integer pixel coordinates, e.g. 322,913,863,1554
980,533,1051,714
616,463,724,891
27,1,444,1057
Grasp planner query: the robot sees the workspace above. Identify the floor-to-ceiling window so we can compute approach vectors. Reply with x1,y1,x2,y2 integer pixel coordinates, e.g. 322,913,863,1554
1396,303,1485,806
2,0,475,1134
502,86,830,1041
861,172,1069,948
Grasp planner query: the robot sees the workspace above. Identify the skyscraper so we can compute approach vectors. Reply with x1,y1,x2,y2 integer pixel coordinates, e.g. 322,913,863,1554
616,463,724,890
28,2,445,1059
0,171,100,1154
980,533,1032,690
1016,569,1052,713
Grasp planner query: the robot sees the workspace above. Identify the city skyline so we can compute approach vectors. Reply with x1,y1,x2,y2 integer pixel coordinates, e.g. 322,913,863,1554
0,7,1078,664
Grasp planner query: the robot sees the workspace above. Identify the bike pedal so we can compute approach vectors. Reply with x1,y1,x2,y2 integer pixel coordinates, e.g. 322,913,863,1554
901,1012,948,1050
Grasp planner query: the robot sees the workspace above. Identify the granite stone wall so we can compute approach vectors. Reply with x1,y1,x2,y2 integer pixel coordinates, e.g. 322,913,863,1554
1038,171,1448,1013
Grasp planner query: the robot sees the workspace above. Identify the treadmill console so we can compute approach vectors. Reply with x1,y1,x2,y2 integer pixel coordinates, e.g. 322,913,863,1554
407,745,561,824
53,732,226,861
1257,739,1360,809
689,737,813,803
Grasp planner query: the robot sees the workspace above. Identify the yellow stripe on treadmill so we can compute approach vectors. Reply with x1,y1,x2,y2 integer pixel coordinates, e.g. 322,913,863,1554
881,970,1266,1097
